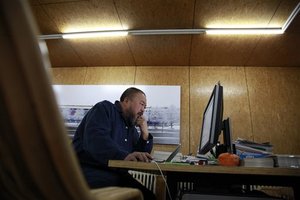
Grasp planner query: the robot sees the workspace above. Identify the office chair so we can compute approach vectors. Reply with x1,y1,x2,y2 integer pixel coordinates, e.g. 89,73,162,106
0,0,143,199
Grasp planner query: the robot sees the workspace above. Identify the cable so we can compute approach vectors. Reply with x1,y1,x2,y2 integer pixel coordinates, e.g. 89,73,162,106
152,161,173,200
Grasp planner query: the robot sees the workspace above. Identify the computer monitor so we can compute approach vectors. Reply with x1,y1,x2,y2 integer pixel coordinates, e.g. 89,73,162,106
197,82,233,158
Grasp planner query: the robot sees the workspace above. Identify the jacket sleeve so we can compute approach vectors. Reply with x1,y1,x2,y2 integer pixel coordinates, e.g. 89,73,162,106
134,131,153,154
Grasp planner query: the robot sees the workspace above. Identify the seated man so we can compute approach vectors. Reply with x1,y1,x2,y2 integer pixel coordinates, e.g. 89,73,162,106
72,87,156,200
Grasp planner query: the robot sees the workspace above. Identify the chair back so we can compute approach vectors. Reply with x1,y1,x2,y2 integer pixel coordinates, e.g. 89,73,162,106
0,1,142,200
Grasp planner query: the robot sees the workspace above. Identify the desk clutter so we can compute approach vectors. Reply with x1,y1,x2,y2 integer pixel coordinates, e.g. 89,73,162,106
233,138,300,168
152,138,300,168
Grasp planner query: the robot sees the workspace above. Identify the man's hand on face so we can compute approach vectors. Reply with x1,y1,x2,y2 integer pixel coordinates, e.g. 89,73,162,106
135,115,147,128
135,115,149,140
124,152,153,162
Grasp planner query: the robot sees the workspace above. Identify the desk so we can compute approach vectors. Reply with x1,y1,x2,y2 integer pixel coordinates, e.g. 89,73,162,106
109,160,300,199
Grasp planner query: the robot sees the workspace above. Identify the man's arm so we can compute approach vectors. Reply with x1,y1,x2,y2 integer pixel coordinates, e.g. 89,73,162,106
134,115,153,154
136,115,149,140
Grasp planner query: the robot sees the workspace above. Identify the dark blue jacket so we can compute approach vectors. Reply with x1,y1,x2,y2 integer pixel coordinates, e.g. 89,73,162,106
72,100,153,187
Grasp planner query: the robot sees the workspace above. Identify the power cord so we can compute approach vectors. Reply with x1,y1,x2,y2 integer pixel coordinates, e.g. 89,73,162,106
152,160,173,200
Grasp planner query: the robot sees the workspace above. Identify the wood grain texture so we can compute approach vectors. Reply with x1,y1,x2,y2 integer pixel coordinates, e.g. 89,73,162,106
246,67,300,154
135,67,190,154
46,40,86,67
190,34,260,66
31,5,59,34
41,0,122,33
194,0,280,28
114,0,194,29
84,66,136,84
246,34,300,67
51,67,87,84
30,0,300,67
51,66,300,155
268,0,300,28
109,160,300,176
128,35,191,66
67,37,135,66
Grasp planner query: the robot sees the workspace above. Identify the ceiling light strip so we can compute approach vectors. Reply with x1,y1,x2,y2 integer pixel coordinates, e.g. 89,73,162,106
37,2,299,40
128,29,206,35
37,27,284,40
38,34,62,40
205,28,284,35
62,30,128,39
282,2,300,31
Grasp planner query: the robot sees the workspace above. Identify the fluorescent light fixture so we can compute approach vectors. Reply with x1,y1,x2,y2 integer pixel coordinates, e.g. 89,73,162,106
38,3,299,40
282,2,300,31
205,28,284,35
128,29,206,35
62,30,128,39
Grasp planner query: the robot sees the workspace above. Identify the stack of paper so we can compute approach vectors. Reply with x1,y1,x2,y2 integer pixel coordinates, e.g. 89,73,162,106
241,157,275,168
233,138,273,159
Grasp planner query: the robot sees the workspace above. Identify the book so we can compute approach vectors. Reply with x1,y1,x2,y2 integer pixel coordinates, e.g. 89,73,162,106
236,149,272,159
234,143,273,155
235,138,273,152
241,157,275,168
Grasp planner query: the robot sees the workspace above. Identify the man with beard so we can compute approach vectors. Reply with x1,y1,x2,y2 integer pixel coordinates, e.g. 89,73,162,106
72,87,156,200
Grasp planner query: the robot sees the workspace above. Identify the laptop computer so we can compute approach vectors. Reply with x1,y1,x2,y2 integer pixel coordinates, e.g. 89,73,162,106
152,144,181,163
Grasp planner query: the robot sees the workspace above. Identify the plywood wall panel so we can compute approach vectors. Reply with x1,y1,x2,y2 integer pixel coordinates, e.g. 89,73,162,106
268,0,300,27
50,66,300,155
246,34,300,67
51,67,87,84
42,0,121,33
128,35,191,66
46,40,85,67
114,0,194,29
190,67,252,155
194,0,280,28
190,34,260,66
84,66,136,84
31,6,60,34
246,67,300,154
135,67,190,154
67,38,135,66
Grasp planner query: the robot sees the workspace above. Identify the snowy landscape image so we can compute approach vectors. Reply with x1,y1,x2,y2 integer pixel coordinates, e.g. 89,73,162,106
53,85,181,144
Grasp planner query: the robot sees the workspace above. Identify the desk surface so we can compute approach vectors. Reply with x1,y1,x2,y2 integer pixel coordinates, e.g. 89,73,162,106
109,160,300,177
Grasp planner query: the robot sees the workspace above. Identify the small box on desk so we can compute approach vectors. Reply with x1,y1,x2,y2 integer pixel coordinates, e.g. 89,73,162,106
276,154,300,168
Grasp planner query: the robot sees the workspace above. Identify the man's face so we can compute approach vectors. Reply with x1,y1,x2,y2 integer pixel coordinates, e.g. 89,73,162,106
123,93,147,126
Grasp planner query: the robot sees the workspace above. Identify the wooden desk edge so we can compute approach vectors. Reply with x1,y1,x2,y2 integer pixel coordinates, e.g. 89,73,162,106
108,160,300,177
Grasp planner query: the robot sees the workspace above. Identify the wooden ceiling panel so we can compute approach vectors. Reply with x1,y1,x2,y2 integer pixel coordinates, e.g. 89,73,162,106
194,0,281,28
46,40,85,67
31,6,60,34
67,37,135,66
128,35,191,66
29,0,300,67
285,7,300,33
114,0,195,29
190,34,260,66
42,0,121,33
38,0,80,4
268,0,300,27
246,34,300,67
28,0,41,6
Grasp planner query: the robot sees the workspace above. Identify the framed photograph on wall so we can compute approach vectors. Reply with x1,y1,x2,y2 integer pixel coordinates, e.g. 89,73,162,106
59,105,91,137
53,85,181,144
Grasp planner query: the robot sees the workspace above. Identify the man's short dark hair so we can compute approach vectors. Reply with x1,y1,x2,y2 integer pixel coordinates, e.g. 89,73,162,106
120,87,145,102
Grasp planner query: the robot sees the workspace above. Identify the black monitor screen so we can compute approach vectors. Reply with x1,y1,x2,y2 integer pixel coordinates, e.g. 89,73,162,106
198,83,223,156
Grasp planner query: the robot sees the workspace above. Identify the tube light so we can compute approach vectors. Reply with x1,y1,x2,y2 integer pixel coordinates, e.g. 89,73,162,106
62,30,128,39
206,28,284,35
